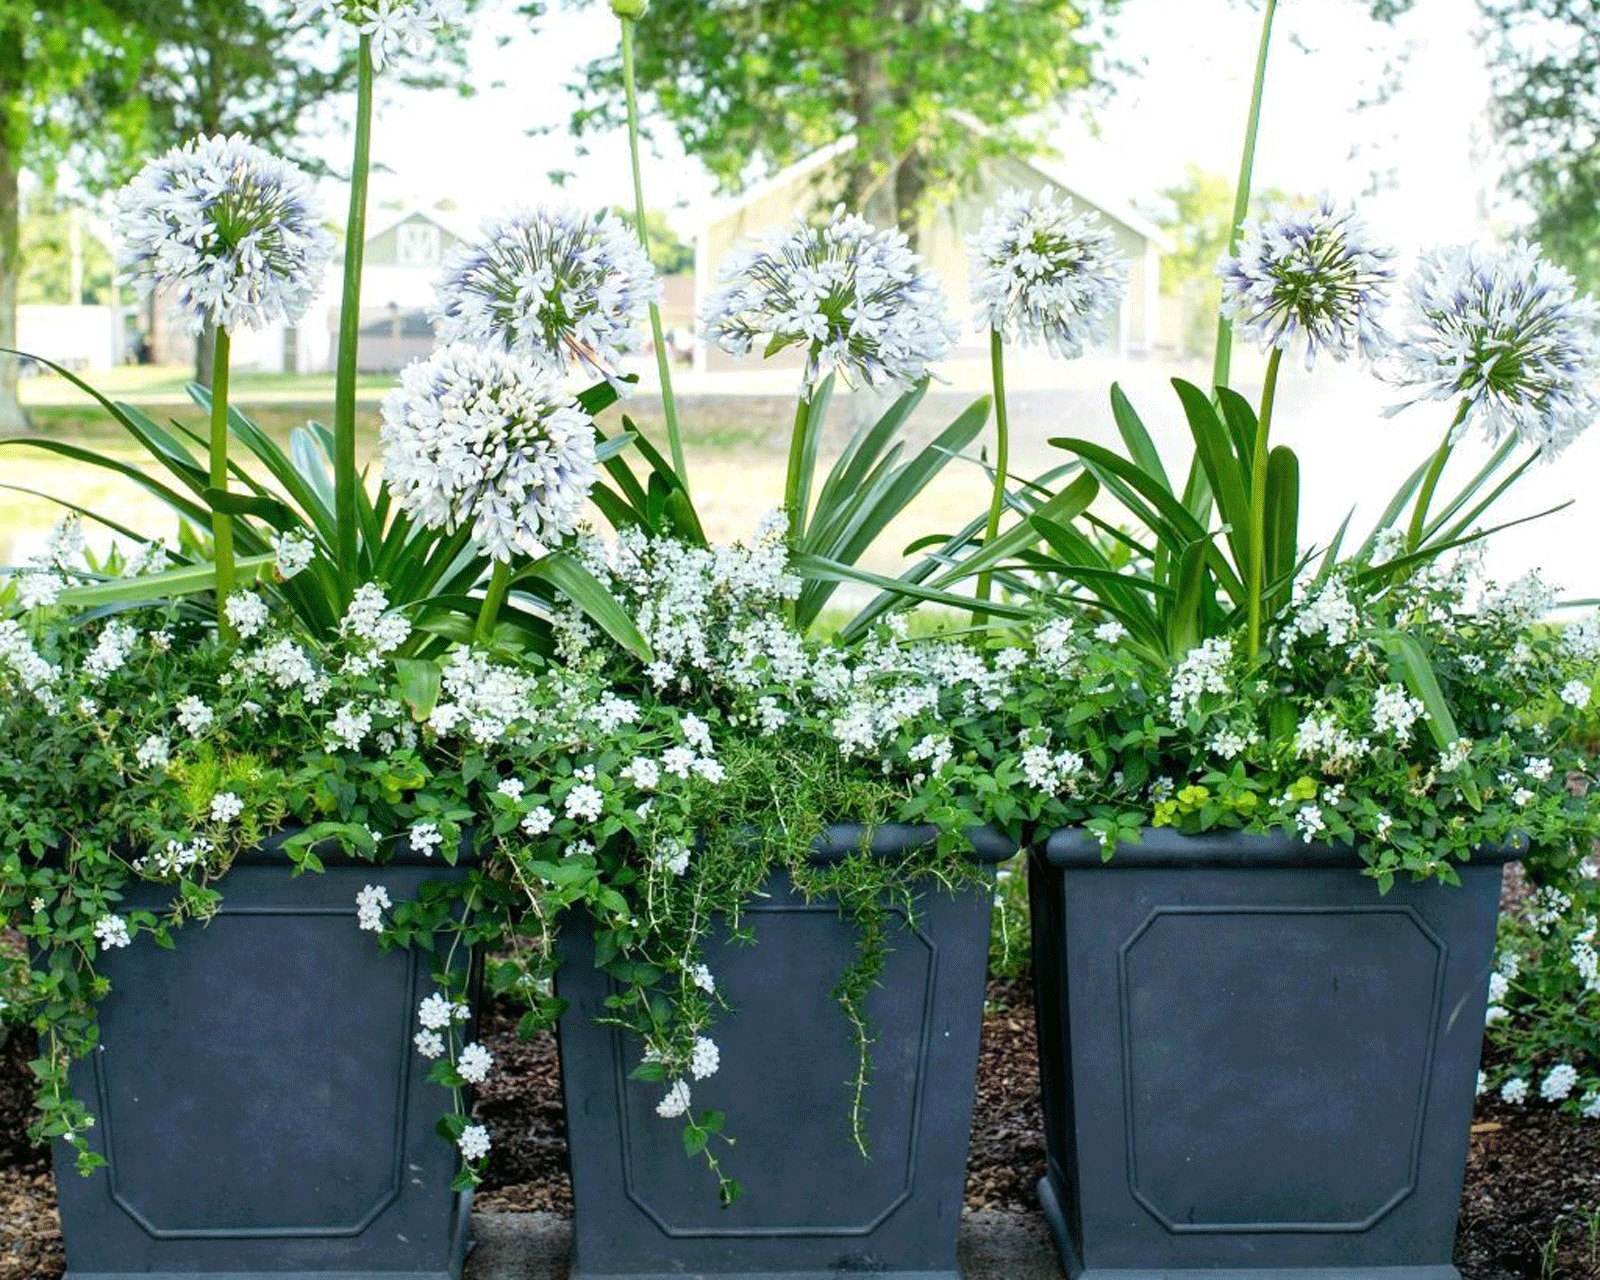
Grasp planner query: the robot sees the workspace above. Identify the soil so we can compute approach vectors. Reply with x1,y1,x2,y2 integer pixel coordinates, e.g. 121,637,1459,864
2,977,1596,1280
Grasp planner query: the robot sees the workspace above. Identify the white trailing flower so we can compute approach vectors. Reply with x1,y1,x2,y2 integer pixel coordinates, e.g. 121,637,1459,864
701,206,957,392
83,622,139,682
292,0,464,69
16,573,63,610
380,344,597,563
94,915,132,950
355,884,391,932
690,1036,720,1080
413,1030,445,1059
1541,1062,1579,1103
1560,680,1593,710
1218,194,1397,368
225,592,269,639
968,188,1128,357
418,991,468,1030
1499,1076,1529,1105
135,734,171,771
328,702,372,752
0,619,62,707
655,1079,692,1119
688,963,715,995
409,821,445,858
340,583,412,654
434,206,658,379
457,1124,492,1162
1386,242,1600,456
1372,685,1426,746
114,133,333,335
210,792,244,824
273,530,316,579
457,1042,495,1084
1168,637,1234,719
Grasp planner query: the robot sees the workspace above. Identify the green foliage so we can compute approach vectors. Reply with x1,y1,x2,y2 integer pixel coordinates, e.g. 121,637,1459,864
18,192,115,305
987,855,1030,981
610,204,693,275
561,0,1115,234
1481,0,1600,291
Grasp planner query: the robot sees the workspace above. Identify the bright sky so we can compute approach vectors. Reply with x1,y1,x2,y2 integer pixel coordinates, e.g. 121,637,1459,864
325,0,1507,249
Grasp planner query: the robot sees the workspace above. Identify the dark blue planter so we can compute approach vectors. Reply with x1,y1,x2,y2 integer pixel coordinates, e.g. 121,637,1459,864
53,842,476,1280
556,824,1013,1280
1031,828,1516,1280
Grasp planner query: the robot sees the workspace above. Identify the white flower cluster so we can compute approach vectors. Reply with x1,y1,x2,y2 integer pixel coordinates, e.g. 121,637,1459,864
434,206,658,379
1371,684,1426,746
273,530,316,579
94,915,132,950
1387,242,1600,457
1293,712,1369,772
1168,637,1234,720
114,133,333,335
1219,194,1396,368
355,884,391,932
968,187,1128,358
457,1123,492,1162
413,990,469,1059
457,1042,495,1084
1020,735,1085,796
656,1078,692,1119
380,343,597,563
1281,580,1360,650
292,0,464,68
702,206,957,392
225,592,270,639
83,622,139,682
429,648,539,745
0,619,62,710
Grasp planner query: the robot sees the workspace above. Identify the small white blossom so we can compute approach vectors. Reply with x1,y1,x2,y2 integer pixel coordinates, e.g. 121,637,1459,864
135,734,172,770
1499,1077,1529,1105
356,884,391,932
496,777,526,800
521,805,555,836
688,963,715,994
620,756,660,791
16,573,63,610
1168,637,1234,719
655,1079,692,1119
1372,684,1426,746
1559,679,1592,710
409,821,444,858
210,792,244,824
414,1029,445,1059
273,530,316,578
1581,1092,1600,1120
564,783,604,822
690,1036,720,1080
418,991,468,1031
457,1123,492,1162
1541,1063,1579,1103
1294,804,1327,843
652,838,691,877
457,1042,495,1084
94,915,132,950
83,621,138,682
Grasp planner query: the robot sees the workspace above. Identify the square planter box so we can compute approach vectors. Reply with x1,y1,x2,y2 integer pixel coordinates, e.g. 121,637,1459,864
53,843,476,1280
556,823,1013,1280
1031,828,1515,1280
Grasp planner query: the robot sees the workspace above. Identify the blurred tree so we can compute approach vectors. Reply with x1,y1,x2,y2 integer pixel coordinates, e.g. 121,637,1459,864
557,0,1120,244
1480,0,1600,291
20,191,115,305
0,1,149,429
611,205,693,274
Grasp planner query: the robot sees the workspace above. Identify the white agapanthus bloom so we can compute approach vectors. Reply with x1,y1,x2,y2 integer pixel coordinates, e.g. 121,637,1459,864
433,206,658,379
457,1042,495,1084
114,134,333,335
356,884,391,932
701,206,957,392
380,344,597,563
457,1123,492,1162
1218,195,1397,368
968,187,1129,357
94,915,132,950
1386,242,1600,456
292,0,464,69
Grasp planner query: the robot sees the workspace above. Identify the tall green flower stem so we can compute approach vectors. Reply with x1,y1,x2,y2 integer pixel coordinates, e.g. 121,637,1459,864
1406,399,1473,550
210,326,236,638
1245,344,1283,657
973,329,1011,624
618,12,689,489
333,35,375,589
1212,0,1279,393
475,562,513,645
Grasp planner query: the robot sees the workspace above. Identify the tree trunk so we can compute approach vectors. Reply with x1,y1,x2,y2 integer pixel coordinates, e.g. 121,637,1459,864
894,148,927,249
844,0,899,231
0,29,26,433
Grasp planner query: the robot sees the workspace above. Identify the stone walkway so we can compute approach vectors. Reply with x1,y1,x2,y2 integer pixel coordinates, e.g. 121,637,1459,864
465,1209,1068,1279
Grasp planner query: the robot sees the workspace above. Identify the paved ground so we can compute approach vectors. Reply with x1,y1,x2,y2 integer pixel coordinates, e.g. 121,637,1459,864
464,1210,1068,1280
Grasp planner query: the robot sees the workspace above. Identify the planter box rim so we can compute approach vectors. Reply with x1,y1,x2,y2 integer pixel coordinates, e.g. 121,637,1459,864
1042,825,1521,870
807,822,1014,865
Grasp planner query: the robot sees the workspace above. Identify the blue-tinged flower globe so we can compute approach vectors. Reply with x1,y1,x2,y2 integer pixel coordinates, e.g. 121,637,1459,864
114,134,334,335
701,206,958,392
380,344,598,563
1218,195,1397,368
433,206,658,380
1387,242,1600,456
293,0,464,68
968,188,1129,358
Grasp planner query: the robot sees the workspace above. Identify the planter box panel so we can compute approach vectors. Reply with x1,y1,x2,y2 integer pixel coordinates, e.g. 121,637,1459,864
54,859,474,1279
1034,831,1509,1280
559,830,1005,1279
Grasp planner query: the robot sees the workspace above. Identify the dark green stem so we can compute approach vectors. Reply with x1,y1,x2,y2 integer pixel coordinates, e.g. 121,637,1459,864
334,36,374,590
620,16,689,488
476,561,513,645
1406,399,1472,551
210,325,235,639
1246,345,1283,658
974,329,1010,625
1212,0,1279,393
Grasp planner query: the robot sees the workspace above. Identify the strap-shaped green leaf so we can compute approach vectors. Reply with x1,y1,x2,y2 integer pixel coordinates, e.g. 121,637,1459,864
56,554,275,608
516,552,652,662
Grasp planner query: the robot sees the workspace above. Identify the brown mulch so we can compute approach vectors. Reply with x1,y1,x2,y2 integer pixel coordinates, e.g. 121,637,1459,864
2,979,1597,1279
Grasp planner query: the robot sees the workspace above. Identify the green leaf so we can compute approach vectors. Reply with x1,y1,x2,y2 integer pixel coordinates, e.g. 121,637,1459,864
394,658,443,721
1375,628,1459,748
55,555,275,608
1262,445,1300,619
1109,384,1170,491
201,488,298,527
518,552,653,662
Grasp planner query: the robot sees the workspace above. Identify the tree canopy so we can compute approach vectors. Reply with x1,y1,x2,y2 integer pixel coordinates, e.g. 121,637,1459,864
560,0,1118,241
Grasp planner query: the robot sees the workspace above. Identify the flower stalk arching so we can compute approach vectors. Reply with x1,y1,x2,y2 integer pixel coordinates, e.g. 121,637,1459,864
210,326,237,638
1245,344,1283,658
618,13,689,489
333,35,375,590
974,328,1011,622
1213,0,1279,394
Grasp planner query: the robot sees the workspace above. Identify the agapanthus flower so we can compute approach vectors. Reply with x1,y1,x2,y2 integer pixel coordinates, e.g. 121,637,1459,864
380,344,597,563
1385,242,1600,456
1218,195,1396,368
292,0,464,69
702,206,957,392
114,133,333,335
968,188,1128,358
433,206,658,379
